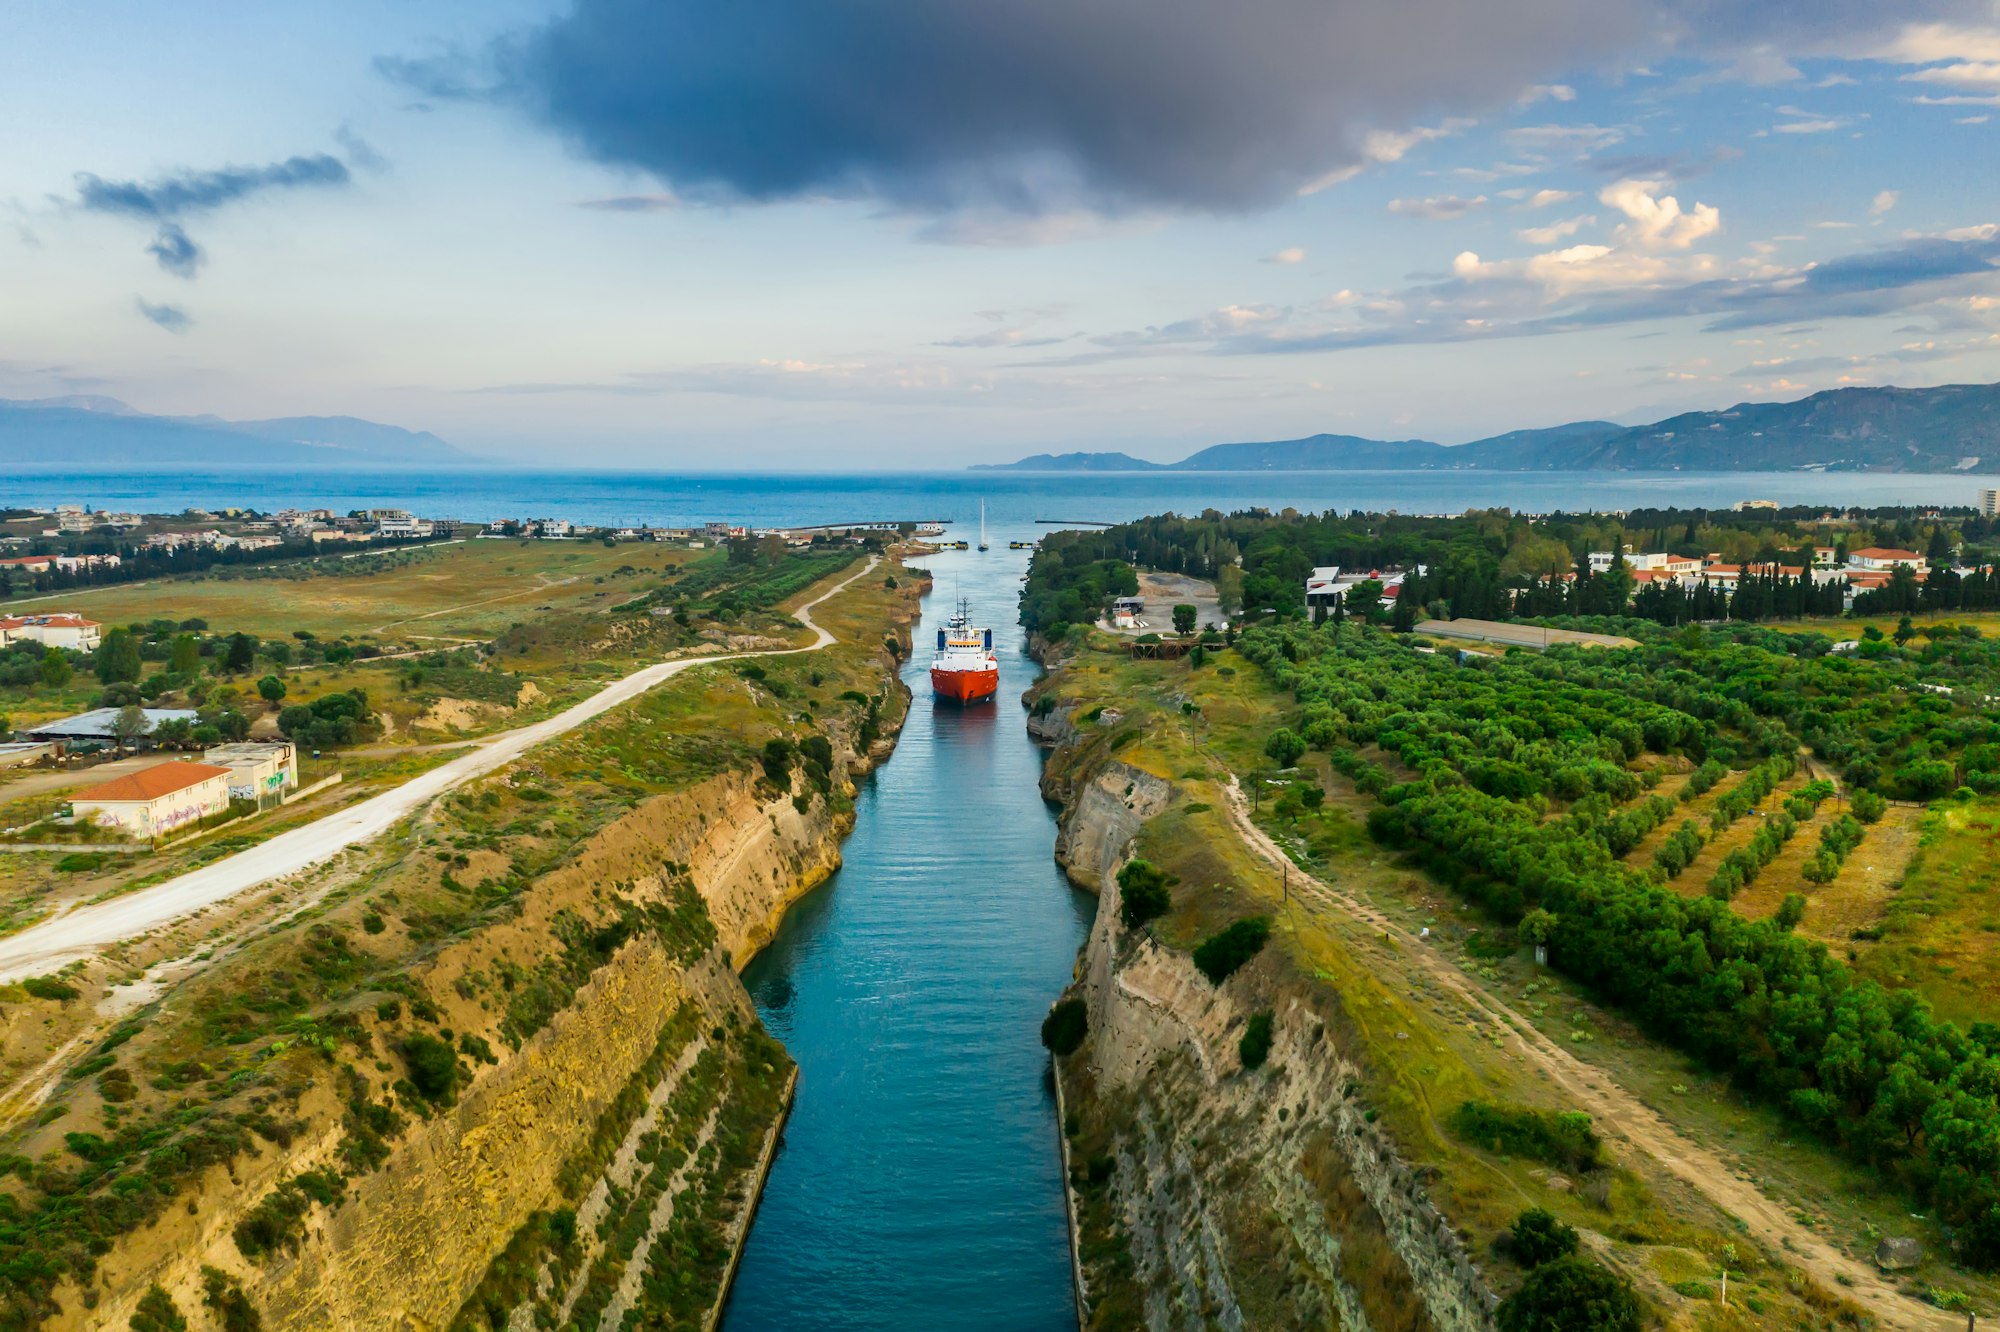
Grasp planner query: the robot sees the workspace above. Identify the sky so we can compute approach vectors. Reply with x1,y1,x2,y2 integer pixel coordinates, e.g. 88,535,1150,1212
4,1,2000,469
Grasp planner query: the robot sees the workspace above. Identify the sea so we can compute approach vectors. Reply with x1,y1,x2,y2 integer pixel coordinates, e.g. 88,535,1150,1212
3,467,1989,534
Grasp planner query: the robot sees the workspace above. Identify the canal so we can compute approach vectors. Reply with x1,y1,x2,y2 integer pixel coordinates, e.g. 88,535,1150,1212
720,540,1095,1330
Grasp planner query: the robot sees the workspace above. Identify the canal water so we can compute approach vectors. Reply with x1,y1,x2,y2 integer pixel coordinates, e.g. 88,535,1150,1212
721,538,1095,1331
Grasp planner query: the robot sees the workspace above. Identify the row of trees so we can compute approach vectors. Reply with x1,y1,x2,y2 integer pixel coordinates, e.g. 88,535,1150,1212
1238,621,2000,1263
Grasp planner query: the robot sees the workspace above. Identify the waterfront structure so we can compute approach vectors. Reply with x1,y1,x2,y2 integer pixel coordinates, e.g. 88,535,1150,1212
73,761,232,839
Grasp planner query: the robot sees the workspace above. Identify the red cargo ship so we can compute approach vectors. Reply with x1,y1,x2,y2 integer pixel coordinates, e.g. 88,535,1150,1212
930,599,999,704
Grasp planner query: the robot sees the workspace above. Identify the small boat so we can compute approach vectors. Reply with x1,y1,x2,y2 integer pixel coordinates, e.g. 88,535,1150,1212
931,598,998,704
1008,540,1036,550
977,500,989,552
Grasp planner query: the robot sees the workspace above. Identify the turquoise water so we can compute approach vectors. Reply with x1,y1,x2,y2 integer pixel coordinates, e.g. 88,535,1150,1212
720,537,1092,1330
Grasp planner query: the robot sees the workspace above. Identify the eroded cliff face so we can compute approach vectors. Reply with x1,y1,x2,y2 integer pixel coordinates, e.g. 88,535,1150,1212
53,660,913,1332
1043,726,1496,1332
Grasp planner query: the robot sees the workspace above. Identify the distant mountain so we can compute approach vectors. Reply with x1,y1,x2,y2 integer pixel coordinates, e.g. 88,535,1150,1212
975,384,2000,473
972,450,1165,471
0,398,468,467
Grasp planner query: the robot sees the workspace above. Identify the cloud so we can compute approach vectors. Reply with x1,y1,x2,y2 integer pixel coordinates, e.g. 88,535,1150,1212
1521,188,1579,208
576,193,680,212
1387,194,1487,219
74,153,350,221
1516,214,1596,243
1771,117,1844,133
1871,189,1900,216
377,1,1999,227
382,0,1649,216
1600,179,1720,247
144,223,203,278
1505,122,1628,154
135,300,192,334
72,150,352,279
1264,246,1307,264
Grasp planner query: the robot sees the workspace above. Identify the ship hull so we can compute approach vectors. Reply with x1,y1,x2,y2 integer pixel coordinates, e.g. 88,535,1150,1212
931,665,998,704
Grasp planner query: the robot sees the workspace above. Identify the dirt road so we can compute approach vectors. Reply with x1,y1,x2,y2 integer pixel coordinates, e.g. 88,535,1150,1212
1220,780,1955,1332
0,558,878,983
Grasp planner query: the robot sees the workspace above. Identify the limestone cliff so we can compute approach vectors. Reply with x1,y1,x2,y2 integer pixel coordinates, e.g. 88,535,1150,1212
1040,722,1496,1332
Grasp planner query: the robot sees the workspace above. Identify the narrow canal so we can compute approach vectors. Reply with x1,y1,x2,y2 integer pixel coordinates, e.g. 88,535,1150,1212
721,540,1094,1330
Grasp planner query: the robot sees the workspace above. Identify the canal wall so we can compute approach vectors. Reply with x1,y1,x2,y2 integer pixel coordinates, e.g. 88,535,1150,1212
57,588,919,1332
1034,700,1496,1332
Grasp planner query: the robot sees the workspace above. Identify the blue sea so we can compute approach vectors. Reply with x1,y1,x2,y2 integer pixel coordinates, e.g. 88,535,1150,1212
3,467,1988,536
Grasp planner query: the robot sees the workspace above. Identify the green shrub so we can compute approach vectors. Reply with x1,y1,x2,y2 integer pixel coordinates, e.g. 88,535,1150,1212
1192,917,1270,985
201,1266,262,1332
1448,1101,1604,1173
1116,858,1173,930
1041,998,1088,1057
1238,1012,1274,1070
1497,1257,1640,1332
399,1033,459,1105
131,1285,189,1331
1508,1207,1580,1266
20,976,79,1002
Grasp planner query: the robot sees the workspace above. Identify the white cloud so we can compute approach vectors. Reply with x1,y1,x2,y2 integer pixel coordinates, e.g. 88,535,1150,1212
1504,123,1627,153
1959,114,1992,124
1520,84,1577,105
1299,118,1475,194
1902,60,2000,90
1264,246,1307,264
1870,23,2000,65
1773,117,1844,134
1599,179,1721,249
1516,214,1595,244
1871,189,1901,216
1387,194,1488,219
1522,188,1578,209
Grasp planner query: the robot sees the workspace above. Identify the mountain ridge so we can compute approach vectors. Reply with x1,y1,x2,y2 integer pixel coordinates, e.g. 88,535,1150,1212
0,398,468,467
973,384,2000,473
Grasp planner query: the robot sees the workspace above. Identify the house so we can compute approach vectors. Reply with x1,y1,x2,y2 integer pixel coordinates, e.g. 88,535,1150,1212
1848,547,1926,571
0,613,102,651
202,741,298,804
375,518,434,539
73,761,232,838
24,707,197,745
216,533,282,552
0,555,53,574
54,554,120,572
309,529,370,544
1733,499,1779,512
1305,566,1404,611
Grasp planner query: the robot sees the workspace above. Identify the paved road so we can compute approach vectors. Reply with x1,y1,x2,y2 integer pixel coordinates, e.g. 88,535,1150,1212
0,558,878,982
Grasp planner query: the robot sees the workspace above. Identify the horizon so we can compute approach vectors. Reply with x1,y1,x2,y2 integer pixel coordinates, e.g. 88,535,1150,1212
6,5,2000,467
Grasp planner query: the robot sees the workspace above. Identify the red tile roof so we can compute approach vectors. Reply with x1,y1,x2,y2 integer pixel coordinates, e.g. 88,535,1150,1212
79,762,231,804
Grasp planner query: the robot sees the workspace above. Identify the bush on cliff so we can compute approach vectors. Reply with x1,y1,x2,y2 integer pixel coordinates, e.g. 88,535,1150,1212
1041,998,1088,1057
1495,1256,1641,1332
1507,1207,1580,1267
1238,1012,1274,1070
1116,858,1174,930
1192,917,1270,985
399,1032,460,1106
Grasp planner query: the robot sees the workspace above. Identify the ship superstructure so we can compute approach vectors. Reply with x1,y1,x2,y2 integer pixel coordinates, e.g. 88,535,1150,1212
930,598,999,704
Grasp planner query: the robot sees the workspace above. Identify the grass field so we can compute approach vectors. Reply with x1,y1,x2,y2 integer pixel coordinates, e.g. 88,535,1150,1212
0,538,703,643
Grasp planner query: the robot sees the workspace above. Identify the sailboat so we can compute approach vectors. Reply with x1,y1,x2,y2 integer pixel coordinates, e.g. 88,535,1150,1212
977,499,990,551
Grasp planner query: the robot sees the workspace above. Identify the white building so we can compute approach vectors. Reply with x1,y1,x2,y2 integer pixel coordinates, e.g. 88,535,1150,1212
375,518,434,538
0,613,102,651
202,741,298,805
1981,488,1999,519
73,761,232,839
1847,547,1927,571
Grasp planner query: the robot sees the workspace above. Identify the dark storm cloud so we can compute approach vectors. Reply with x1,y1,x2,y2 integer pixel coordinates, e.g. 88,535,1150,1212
72,150,354,280
145,223,203,278
74,154,351,221
382,0,1991,218
135,299,192,333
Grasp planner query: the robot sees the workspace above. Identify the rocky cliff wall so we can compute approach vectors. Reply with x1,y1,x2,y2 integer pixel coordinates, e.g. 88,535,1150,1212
1045,727,1495,1332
